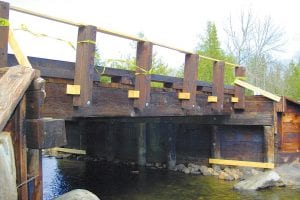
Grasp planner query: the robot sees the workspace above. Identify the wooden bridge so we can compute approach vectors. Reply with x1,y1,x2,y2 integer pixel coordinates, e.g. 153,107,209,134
1,1,300,200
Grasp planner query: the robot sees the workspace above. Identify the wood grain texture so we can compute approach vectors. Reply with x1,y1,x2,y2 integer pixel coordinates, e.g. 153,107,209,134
264,126,274,163
0,1,9,67
182,54,199,109
73,25,96,107
0,66,35,132
212,61,224,112
134,41,153,110
234,67,245,109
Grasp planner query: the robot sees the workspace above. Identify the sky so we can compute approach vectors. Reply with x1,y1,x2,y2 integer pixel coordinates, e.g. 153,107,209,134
6,0,300,69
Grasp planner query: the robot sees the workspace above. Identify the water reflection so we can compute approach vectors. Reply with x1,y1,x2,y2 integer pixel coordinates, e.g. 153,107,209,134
43,157,300,200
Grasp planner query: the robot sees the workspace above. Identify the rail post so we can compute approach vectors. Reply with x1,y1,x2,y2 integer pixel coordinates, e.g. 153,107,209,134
73,25,97,107
0,1,9,67
134,41,153,110
181,54,199,109
211,61,224,112
234,66,246,109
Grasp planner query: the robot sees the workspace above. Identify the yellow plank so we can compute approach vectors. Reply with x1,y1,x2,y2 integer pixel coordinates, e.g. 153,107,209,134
231,97,239,103
209,158,274,169
8,28,32,68
234,79,281,102
128,90,140,98
178,92,190,100
51,147,86,155
208,96,218,102
66,84,80,95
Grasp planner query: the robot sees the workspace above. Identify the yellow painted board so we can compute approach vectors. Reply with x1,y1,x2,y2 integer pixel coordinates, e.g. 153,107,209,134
66,84,80,95
208,96,218,102
128,90,140,98
178,92,190,100
234,79,281,102
209,158,274,169
51,147,86,155
231,97,239,103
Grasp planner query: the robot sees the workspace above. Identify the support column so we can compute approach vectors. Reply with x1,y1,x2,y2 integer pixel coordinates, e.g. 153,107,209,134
264,126,274,163
0,1,9,66
105,121,116,162
212,61,225,112
166,123,176,170
137,123,147,166
211,125,221,159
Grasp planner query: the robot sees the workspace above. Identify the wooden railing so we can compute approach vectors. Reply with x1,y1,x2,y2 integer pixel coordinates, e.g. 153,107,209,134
1,2,246,112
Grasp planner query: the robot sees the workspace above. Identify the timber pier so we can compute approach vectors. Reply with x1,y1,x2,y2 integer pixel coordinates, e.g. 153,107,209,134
1,1,300,199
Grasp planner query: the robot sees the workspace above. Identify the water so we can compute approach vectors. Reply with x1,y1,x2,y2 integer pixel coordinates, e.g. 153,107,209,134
43,157,300,200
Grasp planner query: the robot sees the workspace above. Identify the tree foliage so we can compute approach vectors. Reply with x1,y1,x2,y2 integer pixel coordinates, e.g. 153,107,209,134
196,22,235,85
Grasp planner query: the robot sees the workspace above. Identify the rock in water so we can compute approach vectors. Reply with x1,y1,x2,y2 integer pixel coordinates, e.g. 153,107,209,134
275,162,300,186
0,132,17,200
55,189,100,200
234,171,280,190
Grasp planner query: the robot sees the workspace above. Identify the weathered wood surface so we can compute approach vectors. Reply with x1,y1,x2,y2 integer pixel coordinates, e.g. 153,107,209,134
264,126,275,163
7,54,235,93
209,158,274,169
234,67,245,109
134,42,153,110
182,54,199,109
73,25,96,107
0,1,9,67
211,61,224,112
0,66,36,132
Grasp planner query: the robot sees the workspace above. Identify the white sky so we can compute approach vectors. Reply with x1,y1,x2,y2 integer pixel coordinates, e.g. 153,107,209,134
6,0,300,69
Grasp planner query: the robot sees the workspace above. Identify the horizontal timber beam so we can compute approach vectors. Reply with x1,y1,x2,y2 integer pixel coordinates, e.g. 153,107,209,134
209,158,274,169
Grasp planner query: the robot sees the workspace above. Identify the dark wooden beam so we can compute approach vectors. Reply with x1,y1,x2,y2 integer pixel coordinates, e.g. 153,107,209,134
234,66,246,109
211,125,221,158
134,41,153,110
264,126,274,163
0,1,9,67
137,122,147,165
212,61,224,112
73,25,96,107
182,54,199,109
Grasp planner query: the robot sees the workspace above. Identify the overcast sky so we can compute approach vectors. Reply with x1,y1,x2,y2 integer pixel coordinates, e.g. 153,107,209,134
6,0,300,68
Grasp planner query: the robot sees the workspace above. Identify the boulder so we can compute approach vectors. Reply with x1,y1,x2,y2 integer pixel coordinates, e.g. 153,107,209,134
174,164,185,172
0,132,17,200
234,170,281,190
182,167,191,174
275,162,300,186
200,165,211,176
55,189,100,200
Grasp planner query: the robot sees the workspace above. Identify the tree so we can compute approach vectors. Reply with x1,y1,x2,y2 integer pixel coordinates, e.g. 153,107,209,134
196,22,235,85
224,9,285,91
284,61,300,100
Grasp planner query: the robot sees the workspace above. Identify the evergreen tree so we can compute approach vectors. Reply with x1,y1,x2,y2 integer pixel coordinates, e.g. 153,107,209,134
196,22,235,85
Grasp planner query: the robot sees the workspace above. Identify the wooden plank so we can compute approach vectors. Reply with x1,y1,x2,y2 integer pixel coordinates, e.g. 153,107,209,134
8,29,32,68
73,25,96,107
0,66,35,132
182,54,199,109
282,122,300,133
212,61,224,112
208,96,218,103
209,158,274,169
137,123,147,166
234,67,245,109
128,90,140,98
51,147,86,155
66,84,80,95
178,92,190,100
231,97,239,103
211,125,220,158
11,97,28,200
282,113,300,123
234,79,281,102
264,126,274,163
134,41,153,110
0,1,9,67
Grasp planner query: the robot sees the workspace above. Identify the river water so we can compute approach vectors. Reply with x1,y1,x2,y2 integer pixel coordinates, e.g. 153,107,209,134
43,157,300,200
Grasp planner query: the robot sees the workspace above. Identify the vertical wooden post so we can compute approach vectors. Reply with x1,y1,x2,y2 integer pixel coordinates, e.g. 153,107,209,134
0,1,9,67
73,25,96,107
105,121,115,162
264,126,274,163
26,77,45,200
234,66,246,109
211,125,221,159
137,123,147,166
212,61,224,112
182,54,199,109
134,41,153,110
12,97,28,200
166,123,176,170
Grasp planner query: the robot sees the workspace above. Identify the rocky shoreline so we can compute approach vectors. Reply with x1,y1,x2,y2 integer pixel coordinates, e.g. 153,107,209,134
44,149,300,191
